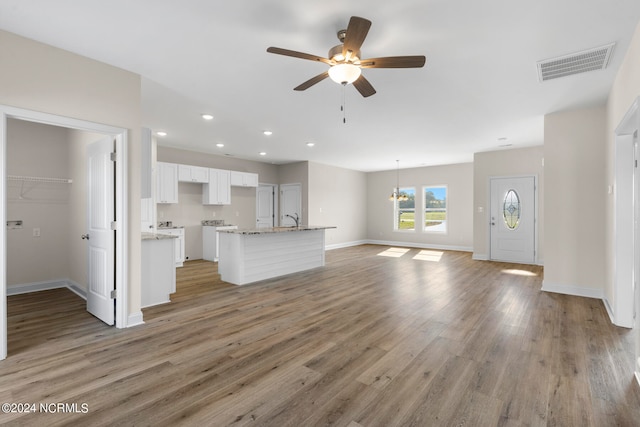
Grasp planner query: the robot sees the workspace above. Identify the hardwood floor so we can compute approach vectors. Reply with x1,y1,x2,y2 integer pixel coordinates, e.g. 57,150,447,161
2,245,639,426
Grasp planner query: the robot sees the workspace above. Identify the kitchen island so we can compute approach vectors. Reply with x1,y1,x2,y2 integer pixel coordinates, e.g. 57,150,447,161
217,226,336,285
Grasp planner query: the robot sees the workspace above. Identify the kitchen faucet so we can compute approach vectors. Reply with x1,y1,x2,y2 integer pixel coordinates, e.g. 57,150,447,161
285,213,299,227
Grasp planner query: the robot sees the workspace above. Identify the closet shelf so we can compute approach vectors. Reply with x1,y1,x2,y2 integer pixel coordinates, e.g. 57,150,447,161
8,175,72,184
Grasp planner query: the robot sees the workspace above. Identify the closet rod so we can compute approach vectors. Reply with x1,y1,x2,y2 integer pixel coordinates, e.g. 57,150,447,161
7,175,73,184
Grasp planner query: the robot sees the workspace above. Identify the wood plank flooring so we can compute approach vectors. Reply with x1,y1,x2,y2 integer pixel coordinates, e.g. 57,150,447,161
2,244,639,426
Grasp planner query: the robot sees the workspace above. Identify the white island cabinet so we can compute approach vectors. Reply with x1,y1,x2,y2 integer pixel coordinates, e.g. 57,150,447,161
218,226,335,285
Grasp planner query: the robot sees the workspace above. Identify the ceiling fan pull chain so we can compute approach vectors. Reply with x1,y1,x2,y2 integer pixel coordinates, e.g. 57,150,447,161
342,82,347,124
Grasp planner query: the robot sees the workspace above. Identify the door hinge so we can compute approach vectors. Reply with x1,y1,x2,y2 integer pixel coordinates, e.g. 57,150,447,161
110,289,117,299
110,152,117,162
110,221,117,230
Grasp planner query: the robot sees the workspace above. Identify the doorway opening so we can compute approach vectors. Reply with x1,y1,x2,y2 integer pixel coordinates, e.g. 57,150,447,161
256,184,277,228
0,106,129,360
280,183,302,226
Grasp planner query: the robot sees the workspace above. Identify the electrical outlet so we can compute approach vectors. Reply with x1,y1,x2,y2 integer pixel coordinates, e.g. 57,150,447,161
33,227,41,237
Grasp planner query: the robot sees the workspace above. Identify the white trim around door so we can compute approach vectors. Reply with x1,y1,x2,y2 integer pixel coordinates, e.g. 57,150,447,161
0,105,129,361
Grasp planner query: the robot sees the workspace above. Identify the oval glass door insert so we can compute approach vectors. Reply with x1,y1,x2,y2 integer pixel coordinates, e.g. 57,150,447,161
503,189,520,229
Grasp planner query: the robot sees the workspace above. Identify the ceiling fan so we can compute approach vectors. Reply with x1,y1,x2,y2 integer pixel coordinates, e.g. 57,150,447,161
267,16,426,97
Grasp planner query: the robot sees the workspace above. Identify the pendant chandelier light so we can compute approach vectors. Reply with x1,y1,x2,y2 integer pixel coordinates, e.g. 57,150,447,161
389,160,408,201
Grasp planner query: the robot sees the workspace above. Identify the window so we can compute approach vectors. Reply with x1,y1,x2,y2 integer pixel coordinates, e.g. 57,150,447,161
424,186,447,232
503,189,520,229
394,187,415,230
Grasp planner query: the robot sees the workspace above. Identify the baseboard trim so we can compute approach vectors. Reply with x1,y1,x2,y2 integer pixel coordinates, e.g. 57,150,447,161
541,280,605,300
127,311,145,328
7,279,86,298
603,297,616,324
364,240,472,253
472,253,489,261
326,240,368,251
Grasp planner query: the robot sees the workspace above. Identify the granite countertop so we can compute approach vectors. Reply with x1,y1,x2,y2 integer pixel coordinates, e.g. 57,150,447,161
218,225,336,235
141,232,179,241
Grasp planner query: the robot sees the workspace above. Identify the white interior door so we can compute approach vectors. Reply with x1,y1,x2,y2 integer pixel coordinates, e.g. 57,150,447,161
86,136,115,325
256,184,275,228
490,176,536,264
280,183,301,226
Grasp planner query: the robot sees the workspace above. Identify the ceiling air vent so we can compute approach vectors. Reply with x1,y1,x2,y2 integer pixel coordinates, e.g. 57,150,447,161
537,43,615,82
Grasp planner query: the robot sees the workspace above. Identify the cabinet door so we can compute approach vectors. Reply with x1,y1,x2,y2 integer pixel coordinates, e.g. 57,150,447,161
191,166,209,183
178,164,192,182
157,162,178,203
203,168,231,205
244,173,259,187
230,171,259,187
217,169,231,204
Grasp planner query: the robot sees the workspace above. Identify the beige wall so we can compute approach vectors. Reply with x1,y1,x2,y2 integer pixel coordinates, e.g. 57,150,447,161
543,106,607,293
308,162,367,247
366,163,474,250
606,21,640,304
0,30,142,313
6,120,71,285
473,146,544,261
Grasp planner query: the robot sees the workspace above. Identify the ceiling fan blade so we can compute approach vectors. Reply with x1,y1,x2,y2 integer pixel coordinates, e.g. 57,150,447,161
294,71,330,91
359,56,426,68
342,16,372,58
267,47,332,65
353,75,376,97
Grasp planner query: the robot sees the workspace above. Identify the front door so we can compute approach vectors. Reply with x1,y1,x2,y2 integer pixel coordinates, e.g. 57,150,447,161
490,176,536,264
85,136,115,325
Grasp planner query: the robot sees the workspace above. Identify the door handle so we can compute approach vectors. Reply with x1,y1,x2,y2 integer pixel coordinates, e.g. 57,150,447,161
81,234,90,240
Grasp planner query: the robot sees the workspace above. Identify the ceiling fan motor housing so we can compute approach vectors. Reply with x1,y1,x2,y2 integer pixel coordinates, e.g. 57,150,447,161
328,44,360,63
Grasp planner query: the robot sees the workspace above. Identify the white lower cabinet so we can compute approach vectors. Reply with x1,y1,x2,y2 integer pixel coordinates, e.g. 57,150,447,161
141,237,176,307
156,228,185,267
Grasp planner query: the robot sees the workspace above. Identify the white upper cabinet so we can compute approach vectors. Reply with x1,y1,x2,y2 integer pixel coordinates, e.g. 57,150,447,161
178,164,209,183
230,171,259,187
203,168,231,205
156,162,178,204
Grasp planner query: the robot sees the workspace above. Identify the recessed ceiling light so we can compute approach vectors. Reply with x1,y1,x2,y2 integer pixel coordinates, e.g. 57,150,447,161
156,131,167,137
216,143,224,148
306,142,315,147
202,114,214,120
259,152,267,156
263,130,273,136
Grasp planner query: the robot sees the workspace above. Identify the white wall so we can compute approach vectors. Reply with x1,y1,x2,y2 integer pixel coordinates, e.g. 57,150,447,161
366,163,474,251
473,146,544,261
308,162,367,248
543,106,606,296
0,30,142,312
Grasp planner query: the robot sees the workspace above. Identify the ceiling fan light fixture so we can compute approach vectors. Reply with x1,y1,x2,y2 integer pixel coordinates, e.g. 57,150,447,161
328,63,361,85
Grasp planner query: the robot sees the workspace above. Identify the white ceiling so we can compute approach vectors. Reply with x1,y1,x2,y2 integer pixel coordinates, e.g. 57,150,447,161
2,1,640,171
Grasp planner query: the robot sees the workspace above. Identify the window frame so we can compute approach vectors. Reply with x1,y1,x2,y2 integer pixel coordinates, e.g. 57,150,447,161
422,185,448,234
393,186,416,232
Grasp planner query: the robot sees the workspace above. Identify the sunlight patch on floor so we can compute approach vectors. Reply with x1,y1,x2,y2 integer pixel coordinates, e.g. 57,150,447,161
501,269,538,277
377,247,411,258
412,250,443,262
